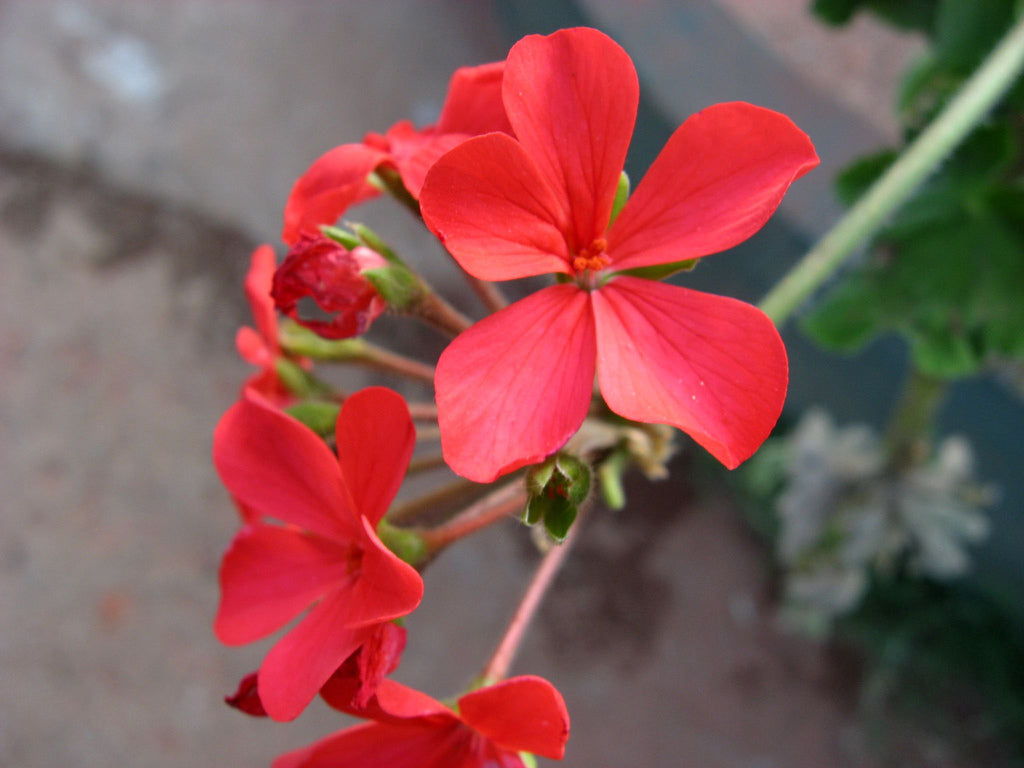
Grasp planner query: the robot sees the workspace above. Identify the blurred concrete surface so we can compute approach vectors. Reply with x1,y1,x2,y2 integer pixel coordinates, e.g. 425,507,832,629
1,2,997,767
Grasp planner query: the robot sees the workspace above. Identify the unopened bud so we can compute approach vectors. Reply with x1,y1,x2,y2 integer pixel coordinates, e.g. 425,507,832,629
524,453,591,542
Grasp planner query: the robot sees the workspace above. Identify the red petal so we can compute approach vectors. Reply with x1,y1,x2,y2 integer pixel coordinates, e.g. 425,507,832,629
257,589,375,721
336,387,415,526
592,277,787,468
319,622,406,710
348,516,424,626
214,525,354,645
386,123,469,200
245,244,279,352
420,133,571,281
235,326,270,367
435,61,512,136
273,722,468,768
282,143,388,245
367,678,455,722
224,671,267,717
435,285,596,482
459,675,570,760
503,27,638,251
213,396,357,540
608,102,819,270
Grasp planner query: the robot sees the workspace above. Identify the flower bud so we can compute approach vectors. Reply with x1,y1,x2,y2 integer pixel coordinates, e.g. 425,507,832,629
524,453,591,542
271,233,387,339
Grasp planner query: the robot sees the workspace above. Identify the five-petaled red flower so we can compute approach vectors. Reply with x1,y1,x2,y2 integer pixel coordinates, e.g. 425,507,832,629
213,387,423,721
420,27,819,482
282,61,512,245
275,675,570,768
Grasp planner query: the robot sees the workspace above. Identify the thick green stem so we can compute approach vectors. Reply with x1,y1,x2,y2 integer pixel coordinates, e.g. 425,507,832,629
759,15,1024,325
884,367,948,473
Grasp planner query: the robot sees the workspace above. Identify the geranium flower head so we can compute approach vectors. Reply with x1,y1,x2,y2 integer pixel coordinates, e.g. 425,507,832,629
282,61,511,245
419,26,819,482
276,675,570,768
212,387,423,721
271,232,387,339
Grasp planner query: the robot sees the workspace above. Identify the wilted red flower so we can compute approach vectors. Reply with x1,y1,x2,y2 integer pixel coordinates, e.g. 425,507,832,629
224,623,406,718
282,61,512,245
271,233,387,339
420,27,818,482
275,675,570,768
212,387,423,721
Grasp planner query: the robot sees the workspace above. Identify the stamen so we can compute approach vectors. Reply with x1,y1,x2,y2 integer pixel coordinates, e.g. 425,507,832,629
572,238,610,273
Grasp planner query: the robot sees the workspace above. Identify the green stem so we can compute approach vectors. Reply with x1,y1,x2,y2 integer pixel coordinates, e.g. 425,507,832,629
884,366,948,473
759,15,1024,325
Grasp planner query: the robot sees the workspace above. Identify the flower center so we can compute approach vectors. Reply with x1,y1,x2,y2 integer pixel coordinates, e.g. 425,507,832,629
572,238,610,274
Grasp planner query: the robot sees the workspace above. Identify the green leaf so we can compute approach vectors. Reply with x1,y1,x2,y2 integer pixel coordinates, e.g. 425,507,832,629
935,0,1015,74
802,275,884,351
811,0,861,25
835,150,898,206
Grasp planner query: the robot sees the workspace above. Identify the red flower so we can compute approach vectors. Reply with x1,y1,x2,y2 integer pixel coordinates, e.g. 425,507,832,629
419,27,818,482
212,387,423,721
282,61,512,245
275,675,570,768
272,233,387,339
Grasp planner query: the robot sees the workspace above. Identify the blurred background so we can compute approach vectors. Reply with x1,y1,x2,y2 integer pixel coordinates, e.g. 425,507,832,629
2,1,1022,766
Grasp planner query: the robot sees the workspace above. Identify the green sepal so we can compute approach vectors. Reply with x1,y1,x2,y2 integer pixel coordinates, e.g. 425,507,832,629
609,171,630,227
285,400,340,436
612,258,698,282
524,453,591,542
376,519,428,567
519,752,538,768
351,223,401,263
273,357,334,398
542,496,578,542
362,263,425,311
320,225,361,250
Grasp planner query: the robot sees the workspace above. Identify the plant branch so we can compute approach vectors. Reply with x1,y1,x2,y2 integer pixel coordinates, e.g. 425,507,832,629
481,517,582,683
759,15,1024,325
418,481,527,554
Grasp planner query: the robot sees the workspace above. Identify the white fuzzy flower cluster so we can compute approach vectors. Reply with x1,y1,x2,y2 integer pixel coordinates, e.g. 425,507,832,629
774,409,995,635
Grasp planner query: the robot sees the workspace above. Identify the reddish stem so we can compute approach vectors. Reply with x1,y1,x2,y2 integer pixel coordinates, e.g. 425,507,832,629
465,275,509,314
407,402,438,421
481,519,581,683
419,481,526,554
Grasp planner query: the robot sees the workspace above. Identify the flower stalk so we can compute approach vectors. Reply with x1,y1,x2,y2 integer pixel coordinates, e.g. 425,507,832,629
481,516,582,684
759,14,1024,325
418,481,528,555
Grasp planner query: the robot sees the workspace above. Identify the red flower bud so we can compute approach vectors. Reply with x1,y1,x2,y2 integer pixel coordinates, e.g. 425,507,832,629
271,233,387,339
